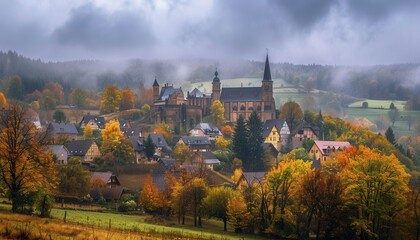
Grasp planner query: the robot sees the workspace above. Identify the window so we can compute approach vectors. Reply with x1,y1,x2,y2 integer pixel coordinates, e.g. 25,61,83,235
233,106,238,111
240,105,246,111
248,107,253,110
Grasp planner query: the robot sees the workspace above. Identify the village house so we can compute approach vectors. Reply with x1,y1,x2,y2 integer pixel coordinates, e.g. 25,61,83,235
289,120,320,149
129,136,144,163
47,122,78,140
149,133,172,158
189,123,222,141
185,152,221,170
235,172,266,190
46,144,69,164
67,140,101,162
79,113,105,130
310,140,351,162
262,118,290,151
178,136,212,152
89,172,123,202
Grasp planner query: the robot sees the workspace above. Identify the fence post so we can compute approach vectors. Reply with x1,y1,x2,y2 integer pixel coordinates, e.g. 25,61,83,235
109,219,111,229
63,211,67,223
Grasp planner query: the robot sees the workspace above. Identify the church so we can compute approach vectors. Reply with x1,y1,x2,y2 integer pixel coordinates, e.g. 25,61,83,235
151,54,276,127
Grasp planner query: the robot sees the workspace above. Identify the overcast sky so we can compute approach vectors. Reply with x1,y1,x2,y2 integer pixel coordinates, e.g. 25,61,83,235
1,0,419,65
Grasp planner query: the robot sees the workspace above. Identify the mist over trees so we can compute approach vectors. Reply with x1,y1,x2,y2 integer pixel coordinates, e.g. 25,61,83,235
1,51,420,104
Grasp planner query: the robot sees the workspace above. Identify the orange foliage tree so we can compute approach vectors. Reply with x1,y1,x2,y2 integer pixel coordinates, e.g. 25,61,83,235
221,125,234,138
139,175,166,213
120,88,135,110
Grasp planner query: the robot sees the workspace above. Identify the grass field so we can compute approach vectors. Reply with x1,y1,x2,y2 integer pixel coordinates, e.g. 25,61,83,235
0,204,265,240
348,100,406,109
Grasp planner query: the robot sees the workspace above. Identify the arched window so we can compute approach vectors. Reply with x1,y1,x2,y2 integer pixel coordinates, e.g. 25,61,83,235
240,105,246,111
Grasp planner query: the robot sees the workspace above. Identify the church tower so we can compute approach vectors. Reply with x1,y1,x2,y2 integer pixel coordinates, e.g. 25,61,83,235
262,53,273,102
212,70,221,101
153,78,160,101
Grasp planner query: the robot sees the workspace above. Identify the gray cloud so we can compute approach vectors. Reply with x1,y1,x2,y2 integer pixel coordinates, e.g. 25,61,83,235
0,0,419,64
53,3,155,51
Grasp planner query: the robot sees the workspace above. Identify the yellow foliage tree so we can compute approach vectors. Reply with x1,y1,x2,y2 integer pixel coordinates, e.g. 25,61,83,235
227,194,251,233
154,122,172,142
339,146,410,239
264,159,312,228
173,142,190,162
211,100,225,127
0,92,7,108
83,123,93,139
100,85,121,114
215,136,230,150
232,168,243,183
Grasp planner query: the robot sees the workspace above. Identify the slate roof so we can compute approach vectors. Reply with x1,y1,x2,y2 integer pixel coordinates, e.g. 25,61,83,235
290,120,320,137
220,87,262,102
195,123,222,137
159,85,183,101
150,134,172,153
49,123,78,135
67,140,95,156
122,127,142,138
198,152,220,165
153,78,159,87
80,114,105,129
262,119,286,138
91,172,113,184
129,137,144,152
263,54,272,81
46,145,69,156
241,172,266,186
158,158,176,170
181,136,211,146
189,88,204,98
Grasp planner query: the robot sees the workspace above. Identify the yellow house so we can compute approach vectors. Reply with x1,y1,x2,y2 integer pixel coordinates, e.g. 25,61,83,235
67,140,101,162
262,119,290,150
310,140,351,162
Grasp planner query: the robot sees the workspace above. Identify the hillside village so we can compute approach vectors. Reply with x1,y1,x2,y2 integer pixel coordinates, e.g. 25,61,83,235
0,53,419,239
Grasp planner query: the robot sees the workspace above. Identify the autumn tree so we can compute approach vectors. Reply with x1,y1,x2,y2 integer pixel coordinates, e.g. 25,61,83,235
141,103,151,115
227,194,251,233
221,125,234,138
53,110,67,123
0,92,7,108
211,100,225,127
139,175,165,213
263,160,311,233
203,187,239,231
280,101,303,132
0,103,57,212
185,178,208,226
58,157,91,197
173,142,190,162
144,134,155,160
153,122,172,143
215,136,230,150
120,88,135,110
70,88,87,108
101,120,134,164
83,124,93,139
339,146,410,239
100,85,121,114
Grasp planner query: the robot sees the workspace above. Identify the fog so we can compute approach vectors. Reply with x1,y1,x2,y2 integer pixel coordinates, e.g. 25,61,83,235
1,0,420,65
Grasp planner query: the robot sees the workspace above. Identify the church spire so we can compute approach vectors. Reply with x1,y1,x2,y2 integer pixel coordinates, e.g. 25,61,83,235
263,51,272,81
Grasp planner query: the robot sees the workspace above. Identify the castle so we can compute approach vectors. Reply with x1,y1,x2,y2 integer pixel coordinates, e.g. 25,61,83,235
151,54,276,128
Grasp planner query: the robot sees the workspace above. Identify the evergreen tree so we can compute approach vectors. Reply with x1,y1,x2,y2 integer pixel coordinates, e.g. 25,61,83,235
233,115,249,167
385,127,396,146
246,111,265,171
144,135,155,160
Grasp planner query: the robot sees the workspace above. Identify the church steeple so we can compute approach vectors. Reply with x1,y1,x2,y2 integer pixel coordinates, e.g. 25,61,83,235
263,52,272,81
212,70,221,101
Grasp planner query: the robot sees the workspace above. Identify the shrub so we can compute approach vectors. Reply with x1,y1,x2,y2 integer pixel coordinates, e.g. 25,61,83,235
362,101,368,108
118,200,137,212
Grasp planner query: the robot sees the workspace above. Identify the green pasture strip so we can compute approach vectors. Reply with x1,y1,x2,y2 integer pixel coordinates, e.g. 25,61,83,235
50,208,263,240
348,100,406,109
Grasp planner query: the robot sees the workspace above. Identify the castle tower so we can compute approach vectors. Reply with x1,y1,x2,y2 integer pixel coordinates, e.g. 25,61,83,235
153,78,160,101
212,70,221,101
262,53,273,102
